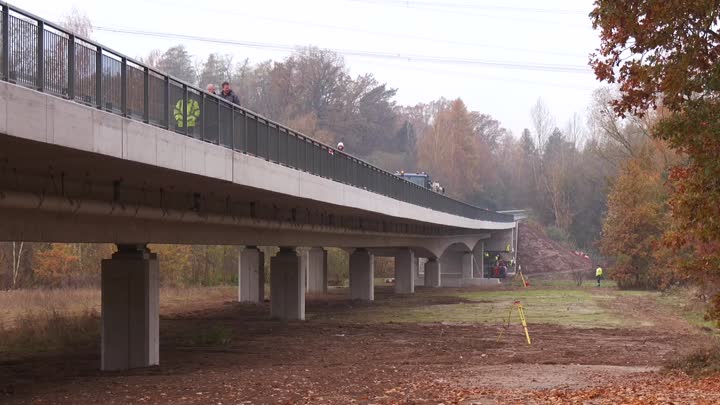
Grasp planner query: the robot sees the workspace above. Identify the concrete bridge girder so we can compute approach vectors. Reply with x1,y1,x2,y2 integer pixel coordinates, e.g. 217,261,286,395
365,234,489,260
0,81,515,236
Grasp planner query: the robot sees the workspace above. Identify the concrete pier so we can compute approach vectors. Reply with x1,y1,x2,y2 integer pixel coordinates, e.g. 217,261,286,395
349,248,374,301
462,252,474,280
306,247,327,293
415,257,426,287
439,250,463,287
238,246,265,303
101,244,159,371
474,242,485,278
270,247,305,320
424,258,441,287
394,249,415,294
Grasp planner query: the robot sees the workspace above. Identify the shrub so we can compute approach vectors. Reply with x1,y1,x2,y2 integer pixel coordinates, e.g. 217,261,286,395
545,226,572,244
0,309,99,353
187,324,233,346
669,344,720,375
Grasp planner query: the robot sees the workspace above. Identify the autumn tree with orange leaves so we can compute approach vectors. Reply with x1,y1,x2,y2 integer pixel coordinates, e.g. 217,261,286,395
600,150,678,289
34,244,80,288
591,1,720,318
417,99,496,202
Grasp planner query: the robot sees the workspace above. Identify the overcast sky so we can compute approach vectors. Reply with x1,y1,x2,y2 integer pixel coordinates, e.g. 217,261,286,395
20,0,601,136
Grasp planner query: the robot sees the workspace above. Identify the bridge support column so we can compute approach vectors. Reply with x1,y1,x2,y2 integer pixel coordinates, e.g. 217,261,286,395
306,247,327,294
414,258,426,287
424,258,441,287
270,247,305,321
101,244,159,371
462,252,474,280
349,249,374,301
439,250,467,287
394,249,415,294
475,242,485,278
238,246,265,303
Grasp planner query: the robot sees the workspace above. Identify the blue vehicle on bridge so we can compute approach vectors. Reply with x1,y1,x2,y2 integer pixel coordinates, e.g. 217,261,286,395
396,172,431,188
395,171,445,193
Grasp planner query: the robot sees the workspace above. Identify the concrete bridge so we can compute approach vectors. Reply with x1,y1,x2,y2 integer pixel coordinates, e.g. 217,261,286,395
0,2,519,370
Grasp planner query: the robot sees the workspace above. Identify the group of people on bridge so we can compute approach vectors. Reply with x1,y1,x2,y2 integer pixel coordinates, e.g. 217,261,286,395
172,81,241,135
173,82,349,153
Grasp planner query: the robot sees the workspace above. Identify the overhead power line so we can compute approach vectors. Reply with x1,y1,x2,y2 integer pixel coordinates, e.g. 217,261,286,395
345,0,588,15
341,0,590,26
140,0,588,59
358,59,597,91
94,26,592,74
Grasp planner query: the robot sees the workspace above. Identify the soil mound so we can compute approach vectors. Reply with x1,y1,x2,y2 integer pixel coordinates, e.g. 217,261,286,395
517,222,592,277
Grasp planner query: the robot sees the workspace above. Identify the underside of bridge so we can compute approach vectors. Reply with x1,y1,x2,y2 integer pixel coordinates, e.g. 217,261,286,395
0,133,470,245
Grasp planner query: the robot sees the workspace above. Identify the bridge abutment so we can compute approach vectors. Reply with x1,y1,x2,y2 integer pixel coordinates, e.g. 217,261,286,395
101,244,159,371
486,229,514,252
238,246,265,303
270,247,305,320
349,249,374,301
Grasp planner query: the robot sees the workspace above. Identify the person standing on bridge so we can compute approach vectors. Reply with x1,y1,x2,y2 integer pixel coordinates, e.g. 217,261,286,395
219,81,240,105
174,96,200,136
204,84,219,143
595,266,603,287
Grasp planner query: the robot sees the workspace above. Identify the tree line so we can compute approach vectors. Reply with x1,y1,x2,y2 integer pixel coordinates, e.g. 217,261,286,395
0,33,629,289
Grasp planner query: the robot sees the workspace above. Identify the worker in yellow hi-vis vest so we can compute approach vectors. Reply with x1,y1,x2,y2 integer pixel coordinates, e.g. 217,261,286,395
595,266,603,287
174,98,200,135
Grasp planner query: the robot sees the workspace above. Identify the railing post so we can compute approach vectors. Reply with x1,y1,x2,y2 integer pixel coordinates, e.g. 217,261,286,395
216,96,221,145
266,119,271,159
182,84,188,136
243,111,248,152
120,57,127,116
256,118,261,159
164,76,170,130
36,20,44,91
2,5,9,81
142,67,149,123
95,46,102,109
67,34,75,100
230,106,235,150
200,92,205,141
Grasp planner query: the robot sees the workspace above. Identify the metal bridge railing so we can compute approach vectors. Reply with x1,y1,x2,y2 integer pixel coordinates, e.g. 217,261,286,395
0,2,514,224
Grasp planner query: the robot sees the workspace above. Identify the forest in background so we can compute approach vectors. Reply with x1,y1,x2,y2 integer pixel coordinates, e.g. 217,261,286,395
0,9,698,300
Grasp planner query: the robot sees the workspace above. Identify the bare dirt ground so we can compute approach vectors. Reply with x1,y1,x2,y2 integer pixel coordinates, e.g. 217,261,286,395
1,286,719,404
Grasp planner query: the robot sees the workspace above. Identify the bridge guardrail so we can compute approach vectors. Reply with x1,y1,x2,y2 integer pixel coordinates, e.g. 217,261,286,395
0,2,514,224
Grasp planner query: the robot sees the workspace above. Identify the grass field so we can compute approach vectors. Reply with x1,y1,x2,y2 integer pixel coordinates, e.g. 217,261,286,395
313,282,672,329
